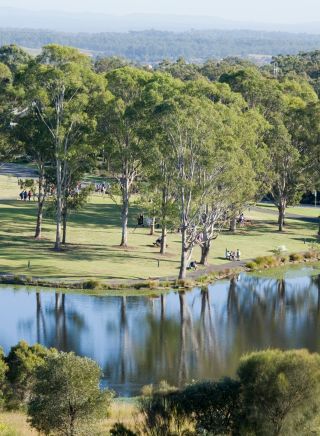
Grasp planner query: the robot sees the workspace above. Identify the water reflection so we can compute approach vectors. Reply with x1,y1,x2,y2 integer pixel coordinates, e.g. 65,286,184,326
0,268,320,396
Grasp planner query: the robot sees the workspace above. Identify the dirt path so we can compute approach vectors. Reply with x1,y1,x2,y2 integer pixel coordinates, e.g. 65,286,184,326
252,206,319,224
0,162,38,178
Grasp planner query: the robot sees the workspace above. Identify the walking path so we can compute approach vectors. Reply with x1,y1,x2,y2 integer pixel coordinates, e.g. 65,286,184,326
252,206,319,224
0,162,38,178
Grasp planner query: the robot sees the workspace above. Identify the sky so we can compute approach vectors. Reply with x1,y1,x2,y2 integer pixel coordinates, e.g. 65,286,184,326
1,0,320,24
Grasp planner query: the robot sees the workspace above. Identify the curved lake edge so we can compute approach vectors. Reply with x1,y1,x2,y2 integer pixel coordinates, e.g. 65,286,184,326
0,251,319,296
1,264,320,397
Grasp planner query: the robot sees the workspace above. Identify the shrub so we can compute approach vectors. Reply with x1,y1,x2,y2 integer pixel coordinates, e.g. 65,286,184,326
82,279,102,290
28,352,113,435
237,349,320,435
289,253,303,262
147,280,160,289
110,423,138,436
272,245,288,256
176,378,240,435
174,279,194,288
0,348,8,410
5,341,54,409
245,261,257,270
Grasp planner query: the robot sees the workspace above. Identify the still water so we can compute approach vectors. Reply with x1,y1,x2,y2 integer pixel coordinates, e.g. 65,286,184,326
0,267,320,396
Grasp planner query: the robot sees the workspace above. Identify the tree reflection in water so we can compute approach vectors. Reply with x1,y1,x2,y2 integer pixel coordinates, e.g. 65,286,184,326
0,268,320,396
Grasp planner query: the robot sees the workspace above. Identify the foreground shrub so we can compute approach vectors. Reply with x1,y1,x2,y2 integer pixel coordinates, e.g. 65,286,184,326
289,253,304,262
177,378,240,435
138,381,191,436
110,423,138,435
5,341,54,409
237,349,320,435
0,348,8,410
28,352,113,435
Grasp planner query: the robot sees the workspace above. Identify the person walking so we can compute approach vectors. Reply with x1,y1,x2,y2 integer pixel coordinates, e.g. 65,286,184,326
236,249,241,261
28,190,32,201
23,191,28,201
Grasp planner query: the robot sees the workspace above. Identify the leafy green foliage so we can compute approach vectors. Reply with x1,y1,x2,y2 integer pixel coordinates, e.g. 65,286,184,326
0,348,8,410
28,352,113,435
237,349,320,435
5,341,54,409
176,378,240,435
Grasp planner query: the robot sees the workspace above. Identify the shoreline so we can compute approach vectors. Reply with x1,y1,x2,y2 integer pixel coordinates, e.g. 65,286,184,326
0,250,319,295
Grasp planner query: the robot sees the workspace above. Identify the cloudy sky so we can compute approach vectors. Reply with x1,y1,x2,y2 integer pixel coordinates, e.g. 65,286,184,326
1,0,320,23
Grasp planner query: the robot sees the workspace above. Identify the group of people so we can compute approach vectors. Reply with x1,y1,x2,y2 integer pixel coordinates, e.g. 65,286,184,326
95,182,109,194
225,248,241,261
19,190,32,201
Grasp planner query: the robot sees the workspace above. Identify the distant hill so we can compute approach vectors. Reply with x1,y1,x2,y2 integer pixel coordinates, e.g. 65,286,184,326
2,7,320,34
1,28,320,63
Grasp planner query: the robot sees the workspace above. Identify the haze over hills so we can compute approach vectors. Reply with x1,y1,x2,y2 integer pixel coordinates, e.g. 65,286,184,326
1,7,320,34
1,7,320,63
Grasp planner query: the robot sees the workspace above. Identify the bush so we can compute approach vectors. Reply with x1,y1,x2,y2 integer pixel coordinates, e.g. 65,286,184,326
304,251,312,259
176,378,240,435
5,341,54,409
110,423,138,436
138,380,193,436
82,279,102,290
28,352,113,435
289,253,303,262
174,279,194,288
147,280,160,289
237,349,320,435
245,261,258,270
0,348,8,410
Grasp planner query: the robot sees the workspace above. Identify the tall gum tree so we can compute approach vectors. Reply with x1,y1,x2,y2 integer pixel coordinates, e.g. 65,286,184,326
99,67,152,247
149,76,269,269
155,93,225,279
221,67,318,231
21,45,108,250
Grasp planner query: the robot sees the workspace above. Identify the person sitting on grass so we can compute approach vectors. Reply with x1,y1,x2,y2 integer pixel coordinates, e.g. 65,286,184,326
153,235,162,247
228,251,236,261
187,260,197,271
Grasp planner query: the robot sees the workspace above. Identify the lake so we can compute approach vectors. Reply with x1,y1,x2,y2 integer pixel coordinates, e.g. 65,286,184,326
1,266,320,396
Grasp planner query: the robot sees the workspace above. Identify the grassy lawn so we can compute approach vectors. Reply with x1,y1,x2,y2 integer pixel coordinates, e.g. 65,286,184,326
0,174,22,200
0,175,318,282
257,202,320,218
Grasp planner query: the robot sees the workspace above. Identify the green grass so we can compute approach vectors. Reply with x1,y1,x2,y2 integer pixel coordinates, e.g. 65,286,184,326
0,400,140,435
257,202,320,218
0,174,318,282
0,174,23,200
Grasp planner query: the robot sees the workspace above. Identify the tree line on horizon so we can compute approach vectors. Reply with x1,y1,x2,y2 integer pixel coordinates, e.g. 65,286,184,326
2,28,320,62
0,44,319,279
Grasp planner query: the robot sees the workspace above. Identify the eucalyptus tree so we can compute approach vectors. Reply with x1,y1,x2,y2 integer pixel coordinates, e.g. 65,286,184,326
147,75,268,270
221,68,319,231
0,44,31,75
154,93,229,279
0,62,18,161
99,66,153,247
13,114,54,239
20,44,108,250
